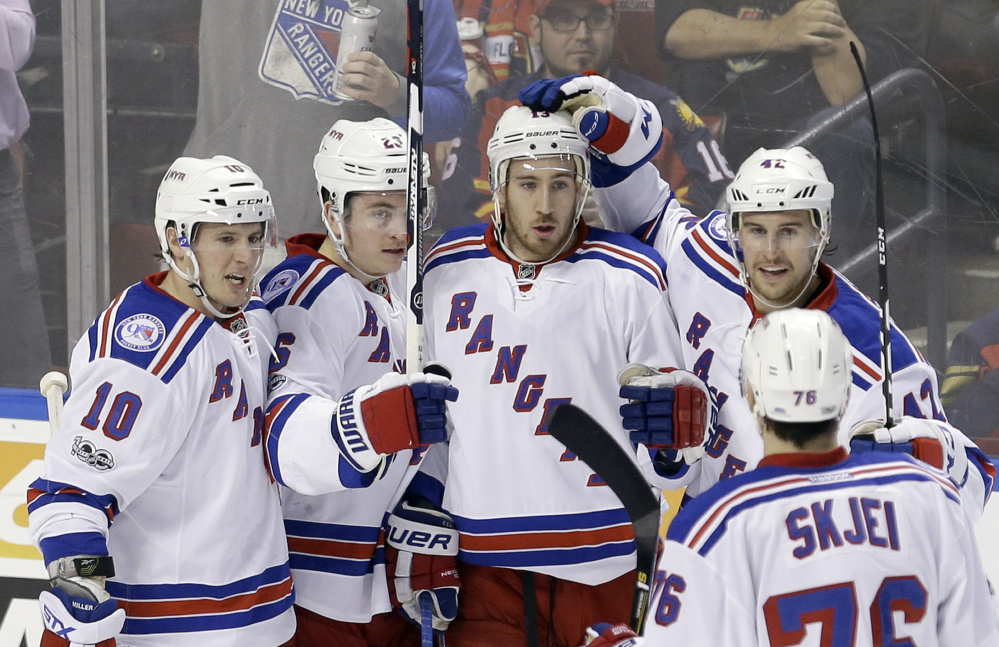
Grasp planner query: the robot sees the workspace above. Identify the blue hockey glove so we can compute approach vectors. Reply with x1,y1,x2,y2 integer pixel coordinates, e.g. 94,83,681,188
520,73,663,185
40,588,124,647
619,363,715,465
386,500,460,633
333,371,459,472
849,416,970,485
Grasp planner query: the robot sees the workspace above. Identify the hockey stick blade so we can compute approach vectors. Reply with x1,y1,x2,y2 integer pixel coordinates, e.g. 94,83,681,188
548,404,660,633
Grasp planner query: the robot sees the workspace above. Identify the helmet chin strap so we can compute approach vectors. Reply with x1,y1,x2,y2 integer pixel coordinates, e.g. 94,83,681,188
322,206,387,282
737,242,825,312
490,183,591,267
166,249,247,320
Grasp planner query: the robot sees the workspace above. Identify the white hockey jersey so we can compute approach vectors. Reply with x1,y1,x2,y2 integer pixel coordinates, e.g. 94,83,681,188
28,274,295,647
644,448,999,646
259,234,440,622
595,165,996,516
424,223,684,585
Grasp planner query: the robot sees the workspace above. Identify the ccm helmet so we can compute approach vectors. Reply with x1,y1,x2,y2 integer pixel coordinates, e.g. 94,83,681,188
741,309,854,424
154,155,277,318
726,146,834,243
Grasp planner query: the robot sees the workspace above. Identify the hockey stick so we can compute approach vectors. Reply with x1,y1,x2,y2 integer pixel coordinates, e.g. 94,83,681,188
39,371,68,436
548,404,660,634
406,5,436,644
405,0,426,374
850,41,894,428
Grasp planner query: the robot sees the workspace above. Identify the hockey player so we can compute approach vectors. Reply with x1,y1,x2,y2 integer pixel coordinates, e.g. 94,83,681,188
259,117,460,647
423,106,708,647
27,157,295,646
586,309,999,647
519,74,996,519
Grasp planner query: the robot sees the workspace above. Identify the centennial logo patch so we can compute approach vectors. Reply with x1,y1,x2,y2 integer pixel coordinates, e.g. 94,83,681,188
114,314,166,352
71,436,116,471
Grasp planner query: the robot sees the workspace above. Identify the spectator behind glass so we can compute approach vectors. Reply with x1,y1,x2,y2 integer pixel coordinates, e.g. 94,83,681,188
184,0,470,242
656,0,932,262
941,307,999,453
437,0,732,234
0,0,51,388
454,0,537,81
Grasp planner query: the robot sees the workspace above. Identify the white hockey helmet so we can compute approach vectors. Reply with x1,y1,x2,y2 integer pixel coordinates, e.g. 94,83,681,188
154,155,278,318
314,117,435,230
741,309,854,424
725,146,834,241
487,106,590,194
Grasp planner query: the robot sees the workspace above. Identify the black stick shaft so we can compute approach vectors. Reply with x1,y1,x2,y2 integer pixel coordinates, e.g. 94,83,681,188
406,0,425,373
850,41,894,428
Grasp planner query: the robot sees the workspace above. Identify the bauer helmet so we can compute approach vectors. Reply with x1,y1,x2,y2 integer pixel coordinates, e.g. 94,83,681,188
741,309,853,424
154,155,278,318
486,107,591,261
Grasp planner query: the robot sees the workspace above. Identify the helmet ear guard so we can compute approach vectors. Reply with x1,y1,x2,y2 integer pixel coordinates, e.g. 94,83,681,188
741,309,854,424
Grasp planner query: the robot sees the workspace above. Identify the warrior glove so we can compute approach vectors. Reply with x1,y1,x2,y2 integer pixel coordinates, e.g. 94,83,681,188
333,371,458,472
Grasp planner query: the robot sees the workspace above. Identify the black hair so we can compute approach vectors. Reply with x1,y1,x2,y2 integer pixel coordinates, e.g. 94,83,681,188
766,417,839,449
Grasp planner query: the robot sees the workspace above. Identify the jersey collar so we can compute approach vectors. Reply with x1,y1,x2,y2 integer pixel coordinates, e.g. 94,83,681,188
285,233,328,259
758,445,849,469
484,221,589,281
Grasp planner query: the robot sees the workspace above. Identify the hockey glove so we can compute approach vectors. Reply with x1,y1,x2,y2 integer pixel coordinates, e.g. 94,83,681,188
39,588,124,647
619,363,714,465
519,73,663,184
386,500,460,633
581,622,644,647
849,416,970,485
333,371,459,472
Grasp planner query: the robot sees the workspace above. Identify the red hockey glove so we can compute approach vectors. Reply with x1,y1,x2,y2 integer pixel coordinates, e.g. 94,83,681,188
333,371,458,472
618,363,715,464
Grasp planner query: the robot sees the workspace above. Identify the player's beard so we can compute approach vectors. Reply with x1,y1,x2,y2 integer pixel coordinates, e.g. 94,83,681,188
746,251,817,309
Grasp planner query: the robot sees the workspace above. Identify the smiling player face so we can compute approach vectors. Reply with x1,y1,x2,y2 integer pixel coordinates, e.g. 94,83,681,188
736,210,822,312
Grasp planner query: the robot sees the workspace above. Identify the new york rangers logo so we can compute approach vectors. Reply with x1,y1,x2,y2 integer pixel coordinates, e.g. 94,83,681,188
114,314,166,352
262,269,300,301
258,0,354,105
707,212,729,241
